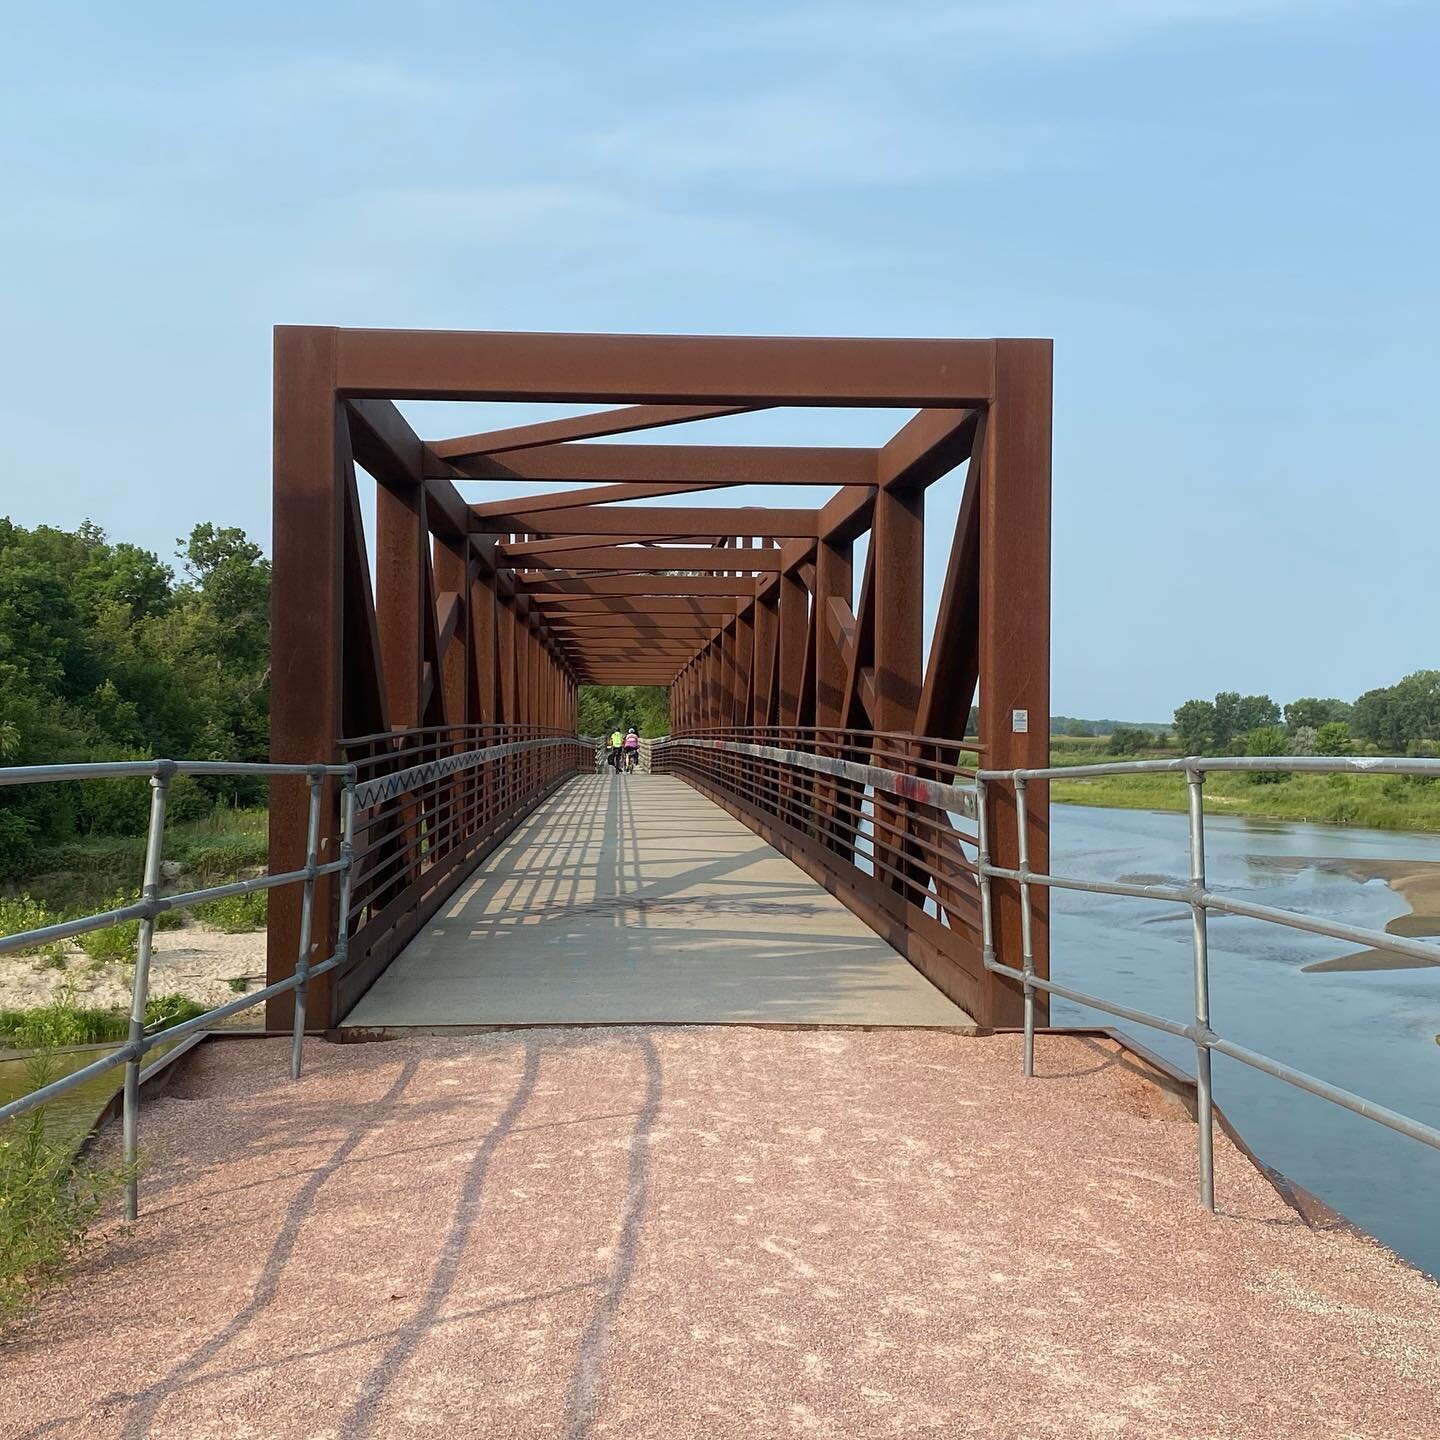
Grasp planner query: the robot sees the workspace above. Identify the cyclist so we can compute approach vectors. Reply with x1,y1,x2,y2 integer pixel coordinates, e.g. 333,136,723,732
609,728,624,773
624,725,641,773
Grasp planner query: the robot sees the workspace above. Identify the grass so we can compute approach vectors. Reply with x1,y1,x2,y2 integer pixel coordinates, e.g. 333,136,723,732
1049,742,1440,831
0,991,207,1049
0,897,66,967
0,1055,126,1328
1,805,269,969
17,806,268,916
189,889,267,933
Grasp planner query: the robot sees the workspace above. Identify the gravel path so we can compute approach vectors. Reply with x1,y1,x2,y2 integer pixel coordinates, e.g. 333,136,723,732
2,1028,1437,1438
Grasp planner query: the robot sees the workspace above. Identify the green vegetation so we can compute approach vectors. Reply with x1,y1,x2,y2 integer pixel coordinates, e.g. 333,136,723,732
0,991,206,1048
191,889,267,933
0,518,270,882
1049,675,1440,830
579,685,670,739
0,1056,126,1328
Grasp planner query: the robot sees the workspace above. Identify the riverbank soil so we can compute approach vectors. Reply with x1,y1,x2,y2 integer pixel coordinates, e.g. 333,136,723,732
3,1029,1437,1439
1280,858,1440,972
0,924,265,1015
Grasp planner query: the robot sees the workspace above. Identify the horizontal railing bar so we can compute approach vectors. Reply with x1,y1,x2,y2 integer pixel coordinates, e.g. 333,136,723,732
983,957,1195,1040
0,759,354,788
980,865,1440,966
0,948,348,1126
979,754,1440,783
0,860,350,957
1208,1036,1440,1151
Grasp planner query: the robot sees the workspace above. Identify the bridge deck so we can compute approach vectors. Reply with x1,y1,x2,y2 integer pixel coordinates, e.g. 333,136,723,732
6,1030,1436,1439
342,774,973,1031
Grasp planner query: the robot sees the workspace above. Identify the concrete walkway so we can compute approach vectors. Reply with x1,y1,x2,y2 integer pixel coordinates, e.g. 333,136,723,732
342,774,972,1030
6,1031,1438,1440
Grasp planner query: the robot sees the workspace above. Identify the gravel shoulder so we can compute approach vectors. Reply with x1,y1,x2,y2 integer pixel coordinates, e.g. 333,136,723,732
2,1028,1437,1439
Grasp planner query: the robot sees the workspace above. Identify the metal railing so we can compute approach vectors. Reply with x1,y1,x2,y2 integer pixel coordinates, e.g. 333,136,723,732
655,728,984,939
0,758,356,1220
976,754,1440,1210
1,733,596,1219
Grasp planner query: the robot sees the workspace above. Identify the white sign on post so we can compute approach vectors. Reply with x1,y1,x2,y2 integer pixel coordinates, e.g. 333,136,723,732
1012,709,1029,734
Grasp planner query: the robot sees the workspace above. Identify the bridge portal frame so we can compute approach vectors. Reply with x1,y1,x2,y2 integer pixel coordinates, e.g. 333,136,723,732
269,326,1050,1030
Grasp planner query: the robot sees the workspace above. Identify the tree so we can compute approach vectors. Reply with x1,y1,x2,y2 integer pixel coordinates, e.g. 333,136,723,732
1284,697,1351,733
578,686,670,740
1315,721,1351,756
1352,671,1440,753
1288,725,1318,757
1107,726,1149,755
1173,699,1215,754
1242,724,1289,784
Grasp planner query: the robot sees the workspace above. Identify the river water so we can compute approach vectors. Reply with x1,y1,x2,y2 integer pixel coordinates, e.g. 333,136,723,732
1049,804,1440,1277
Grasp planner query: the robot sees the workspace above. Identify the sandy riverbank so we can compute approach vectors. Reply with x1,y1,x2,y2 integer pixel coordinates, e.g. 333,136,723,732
1275,858,1440,973
0,923,267,1013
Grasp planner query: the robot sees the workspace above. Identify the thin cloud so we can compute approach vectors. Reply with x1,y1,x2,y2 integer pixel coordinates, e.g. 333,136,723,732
590,90,1077,186
754,0,1399,60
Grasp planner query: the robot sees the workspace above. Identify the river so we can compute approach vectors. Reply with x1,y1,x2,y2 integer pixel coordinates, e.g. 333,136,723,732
1049,803,1440,1277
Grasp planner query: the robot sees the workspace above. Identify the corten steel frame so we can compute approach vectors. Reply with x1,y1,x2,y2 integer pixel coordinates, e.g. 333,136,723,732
269,326,1050,1030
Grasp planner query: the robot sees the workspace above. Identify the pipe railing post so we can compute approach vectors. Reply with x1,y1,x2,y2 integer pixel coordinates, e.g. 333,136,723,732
123,762,172,1222
976,777,995,985
289,772,325,1081
1186,765,1216,1211
1015,774,1037,1079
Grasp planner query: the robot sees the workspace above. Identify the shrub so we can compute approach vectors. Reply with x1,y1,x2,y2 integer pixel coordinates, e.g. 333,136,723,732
1315,722,1351,756
76,917,139,965
180,837,267,881
0,1080,124,1327
0,992,207,1048
1107,726,1151,755
191,889,267,932
0,895,64,963
1242,725,1290,784
144,993,206,1030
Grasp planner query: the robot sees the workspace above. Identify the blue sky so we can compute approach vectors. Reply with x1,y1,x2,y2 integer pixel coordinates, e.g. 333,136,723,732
0,1,1434,720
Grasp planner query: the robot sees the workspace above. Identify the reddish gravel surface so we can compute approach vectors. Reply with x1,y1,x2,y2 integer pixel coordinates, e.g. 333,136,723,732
2,1029,1438,1439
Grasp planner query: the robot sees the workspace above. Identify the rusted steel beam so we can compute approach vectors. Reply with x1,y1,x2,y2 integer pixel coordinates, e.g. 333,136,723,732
537,597,736,617
777,570,809,727
486,505,820,538
513,546,785,573
978,339,1052,1027
914,411,985,739
819,485,875,544
470,480,730,517
878,407,980,490
343,400,471,539
269,328,345,1031
331,327,997,405
431,403,761,457
499,534,675,558
451,443,877,487
524,576,760,597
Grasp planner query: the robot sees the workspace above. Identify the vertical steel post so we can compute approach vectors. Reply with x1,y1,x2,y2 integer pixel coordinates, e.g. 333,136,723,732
123,764,172,1222
290,772,325,1081
1186,766,1216,1211
1014,775,1037,1078
976,777,996,987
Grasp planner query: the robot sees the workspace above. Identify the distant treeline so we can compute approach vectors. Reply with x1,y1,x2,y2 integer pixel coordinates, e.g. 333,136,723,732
1054,675,1440,762
578,685,670,740
0,518,270,875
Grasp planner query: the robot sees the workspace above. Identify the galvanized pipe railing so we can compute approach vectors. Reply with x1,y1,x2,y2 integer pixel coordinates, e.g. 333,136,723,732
977,753,1440,1211
0,757,355,1220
